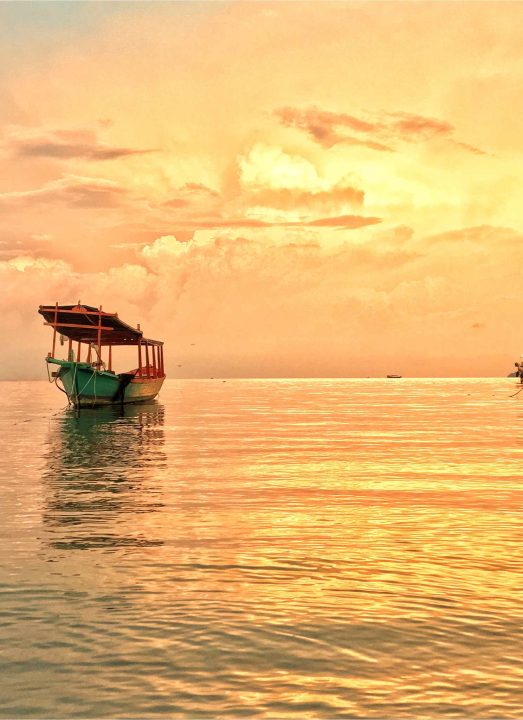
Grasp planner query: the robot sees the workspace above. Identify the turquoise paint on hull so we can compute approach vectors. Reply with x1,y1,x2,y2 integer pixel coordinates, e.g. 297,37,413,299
47,359,164,408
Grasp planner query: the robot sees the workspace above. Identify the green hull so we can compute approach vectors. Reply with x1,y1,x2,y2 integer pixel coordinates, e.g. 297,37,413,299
48,359,164,408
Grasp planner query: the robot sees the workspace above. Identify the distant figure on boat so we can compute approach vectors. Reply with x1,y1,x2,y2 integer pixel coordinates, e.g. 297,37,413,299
515,359,523,383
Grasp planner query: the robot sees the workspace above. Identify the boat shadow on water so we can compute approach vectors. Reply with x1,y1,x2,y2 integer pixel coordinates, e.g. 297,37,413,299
41,401,166,552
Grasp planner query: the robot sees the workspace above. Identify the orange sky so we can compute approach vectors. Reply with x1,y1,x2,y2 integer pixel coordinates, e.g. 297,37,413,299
2,1,523,378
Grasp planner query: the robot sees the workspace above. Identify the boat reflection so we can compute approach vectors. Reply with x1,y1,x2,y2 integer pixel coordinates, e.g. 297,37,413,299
42,402,166,551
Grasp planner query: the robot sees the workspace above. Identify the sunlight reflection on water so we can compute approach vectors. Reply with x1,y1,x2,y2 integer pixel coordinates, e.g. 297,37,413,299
0,378,522,718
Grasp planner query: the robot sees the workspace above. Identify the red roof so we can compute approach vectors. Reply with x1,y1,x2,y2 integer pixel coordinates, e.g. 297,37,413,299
38,304,163,346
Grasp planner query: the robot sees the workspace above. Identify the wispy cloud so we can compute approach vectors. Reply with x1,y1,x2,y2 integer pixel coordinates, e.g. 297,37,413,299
275,105,486,155
275,106,391,150
243,187,365,212
305,214,381,229
5,127,154,161
389,111,453,139
0,175,131,210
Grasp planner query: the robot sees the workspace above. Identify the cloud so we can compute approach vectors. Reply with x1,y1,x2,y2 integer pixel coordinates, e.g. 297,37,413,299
0,168,378,272
275,105,486,155
239,143,327,191
236,143,368,222
0,0,521,378
159,182,222,213
451,140,489,156
138,213,380,234
2,223,523,379
388,112,486,155
128,226,523,380
422,224,521,248
0,174,132,210
152,160,372,234
242,187,365,214
389,112,453,139
275,106,388,151
5,127,153,161
305,215,381,229
275,106,389,150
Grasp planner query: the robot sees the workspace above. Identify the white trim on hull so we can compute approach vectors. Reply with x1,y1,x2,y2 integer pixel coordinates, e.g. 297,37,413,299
72,377,165,408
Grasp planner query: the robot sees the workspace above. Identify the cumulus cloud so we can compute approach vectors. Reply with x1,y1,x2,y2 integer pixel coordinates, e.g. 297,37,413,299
0,168,378,271
239,144,327,191
119,225,523,377
0,254,155,377
236,143,370,223
4,223,522,379
150,161,375,235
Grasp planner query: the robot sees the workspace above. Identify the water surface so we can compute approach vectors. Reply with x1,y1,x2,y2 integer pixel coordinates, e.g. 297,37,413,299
1,379,522,717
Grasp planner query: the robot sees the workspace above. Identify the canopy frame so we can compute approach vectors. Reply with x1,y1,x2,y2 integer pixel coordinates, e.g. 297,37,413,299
39,302,165,379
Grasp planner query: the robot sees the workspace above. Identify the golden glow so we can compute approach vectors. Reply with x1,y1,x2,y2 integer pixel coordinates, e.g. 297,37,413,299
2,2,523,377
26,378,523,714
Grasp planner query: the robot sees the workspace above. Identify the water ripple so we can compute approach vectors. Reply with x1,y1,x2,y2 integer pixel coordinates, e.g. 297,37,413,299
0,379,522,717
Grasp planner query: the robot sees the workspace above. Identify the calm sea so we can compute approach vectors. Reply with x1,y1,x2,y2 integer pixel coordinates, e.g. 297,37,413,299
1,378,522,718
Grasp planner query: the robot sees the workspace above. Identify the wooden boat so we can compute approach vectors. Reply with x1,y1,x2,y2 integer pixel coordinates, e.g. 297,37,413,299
386,374,402,379
38,302,165,408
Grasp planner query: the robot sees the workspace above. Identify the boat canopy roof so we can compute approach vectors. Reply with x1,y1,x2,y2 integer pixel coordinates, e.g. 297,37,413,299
38,304,163,346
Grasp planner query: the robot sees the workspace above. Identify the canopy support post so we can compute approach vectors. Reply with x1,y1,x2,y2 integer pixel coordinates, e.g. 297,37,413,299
97,305,102,369
145,343,150,378
51,301,58,358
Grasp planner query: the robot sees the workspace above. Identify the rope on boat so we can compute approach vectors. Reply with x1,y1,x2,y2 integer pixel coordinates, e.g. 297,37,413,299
47,343,106,408
46,361,71,404
70,360,79,407
510,385,523,398
75,366,97,406
49,360,97,408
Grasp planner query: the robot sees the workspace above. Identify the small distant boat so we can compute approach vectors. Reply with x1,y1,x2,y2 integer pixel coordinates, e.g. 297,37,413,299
38,303,165,408
386,374,402,379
